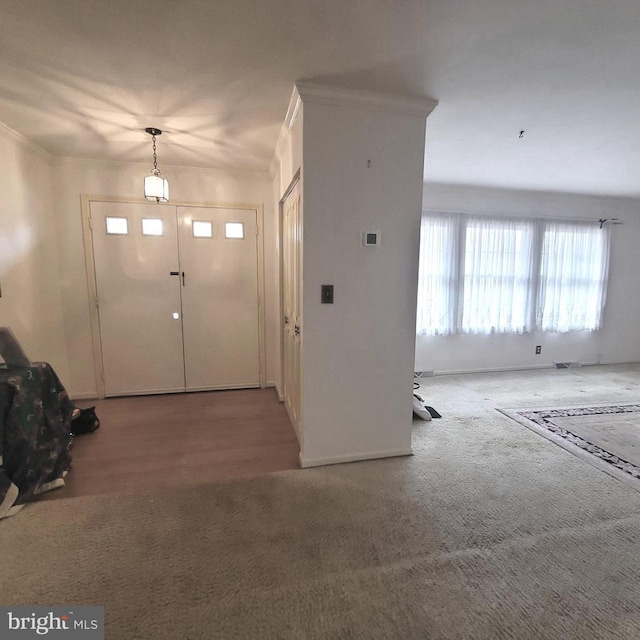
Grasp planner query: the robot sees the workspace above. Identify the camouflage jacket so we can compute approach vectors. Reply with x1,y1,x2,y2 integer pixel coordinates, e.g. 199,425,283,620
0,362,74,517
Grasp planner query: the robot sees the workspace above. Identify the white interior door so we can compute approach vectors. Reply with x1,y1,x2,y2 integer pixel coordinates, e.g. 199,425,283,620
282,185,301,429
90,201,185,396
178,207,261,390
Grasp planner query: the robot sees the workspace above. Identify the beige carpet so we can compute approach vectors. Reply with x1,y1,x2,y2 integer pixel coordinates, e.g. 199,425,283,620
3,365,640,639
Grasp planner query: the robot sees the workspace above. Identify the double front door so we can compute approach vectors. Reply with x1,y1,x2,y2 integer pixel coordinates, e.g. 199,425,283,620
90,201,261,396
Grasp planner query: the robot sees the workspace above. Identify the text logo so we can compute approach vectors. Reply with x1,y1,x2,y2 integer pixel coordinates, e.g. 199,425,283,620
0,607,104,639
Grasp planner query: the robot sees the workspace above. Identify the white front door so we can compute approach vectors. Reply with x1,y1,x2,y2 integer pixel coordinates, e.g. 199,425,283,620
178,207,260,390
91,201,185,396
90,201,261,396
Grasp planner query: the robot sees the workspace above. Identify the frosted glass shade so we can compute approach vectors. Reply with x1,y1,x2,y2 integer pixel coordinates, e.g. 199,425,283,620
144,174,169,202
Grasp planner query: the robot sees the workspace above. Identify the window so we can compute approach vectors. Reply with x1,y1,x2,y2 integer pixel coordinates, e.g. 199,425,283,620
416,213,610,336
142,218,163,236
105,217,128,235
416,214,458,336
538,221,609,332
461,217,535,334
193,221,213,238
225,222,244,239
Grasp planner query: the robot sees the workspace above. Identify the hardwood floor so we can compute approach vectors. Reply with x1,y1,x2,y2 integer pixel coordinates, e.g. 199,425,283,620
44,388,300,500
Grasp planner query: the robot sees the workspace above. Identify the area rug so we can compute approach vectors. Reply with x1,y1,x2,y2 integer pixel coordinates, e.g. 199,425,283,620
498,403,640,490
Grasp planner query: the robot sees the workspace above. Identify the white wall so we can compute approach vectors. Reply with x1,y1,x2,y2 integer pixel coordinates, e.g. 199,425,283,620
417,183,640,374
52,157,276,397
300,99,428,465
0,124,70,382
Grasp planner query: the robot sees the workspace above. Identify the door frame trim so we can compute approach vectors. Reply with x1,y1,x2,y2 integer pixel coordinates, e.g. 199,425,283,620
278,173,303,446
81,195,267,398
278,173,300,400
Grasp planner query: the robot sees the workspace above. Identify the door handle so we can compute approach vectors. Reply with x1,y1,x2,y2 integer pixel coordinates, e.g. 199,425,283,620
170,271,185,286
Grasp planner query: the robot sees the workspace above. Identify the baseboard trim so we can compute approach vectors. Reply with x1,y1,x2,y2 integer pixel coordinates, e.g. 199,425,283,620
69,392,99,401
431,362,605,377
434,363,556,376
270,381,284,402
186,383,261,392
300,448,412,468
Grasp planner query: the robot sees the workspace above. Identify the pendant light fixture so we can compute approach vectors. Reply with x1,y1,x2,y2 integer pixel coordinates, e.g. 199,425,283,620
144,127,169,203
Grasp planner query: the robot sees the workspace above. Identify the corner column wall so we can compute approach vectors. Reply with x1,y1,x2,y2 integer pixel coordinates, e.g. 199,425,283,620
297,85,436,466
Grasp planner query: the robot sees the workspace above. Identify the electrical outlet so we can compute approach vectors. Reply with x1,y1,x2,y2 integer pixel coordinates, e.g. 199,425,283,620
535,345,542,354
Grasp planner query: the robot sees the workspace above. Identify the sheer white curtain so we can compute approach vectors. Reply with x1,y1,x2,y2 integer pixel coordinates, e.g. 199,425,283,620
537,221,610,332
461,216,536,334
416,213,458,336
416,212,611,337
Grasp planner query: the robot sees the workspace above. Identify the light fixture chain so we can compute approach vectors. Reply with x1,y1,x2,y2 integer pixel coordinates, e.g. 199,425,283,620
152,135,158,171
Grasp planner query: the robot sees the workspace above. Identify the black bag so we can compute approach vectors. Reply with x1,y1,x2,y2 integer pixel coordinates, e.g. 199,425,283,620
71,406,100,435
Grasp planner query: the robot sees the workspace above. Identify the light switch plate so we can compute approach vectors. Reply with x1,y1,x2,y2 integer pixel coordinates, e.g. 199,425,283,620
321,284,334,304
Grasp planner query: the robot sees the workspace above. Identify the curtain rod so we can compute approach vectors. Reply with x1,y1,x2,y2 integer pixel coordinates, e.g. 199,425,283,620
423,209,624,227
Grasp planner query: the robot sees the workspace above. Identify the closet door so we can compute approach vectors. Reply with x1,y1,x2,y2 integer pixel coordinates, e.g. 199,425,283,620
281,184,302,430
90,202,185,396
177,207,261,390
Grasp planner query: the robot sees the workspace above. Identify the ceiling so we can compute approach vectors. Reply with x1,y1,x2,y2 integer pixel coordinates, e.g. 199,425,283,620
2,0,640,197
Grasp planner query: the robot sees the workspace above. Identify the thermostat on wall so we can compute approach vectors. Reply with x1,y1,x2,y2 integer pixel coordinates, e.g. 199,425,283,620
361,231,381,247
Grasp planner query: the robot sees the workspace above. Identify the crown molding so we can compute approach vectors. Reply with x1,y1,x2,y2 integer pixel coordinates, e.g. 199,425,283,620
284,87,303,130
269,82,437,176
270,86,303,176
0,120,52,161
294,82,438,118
